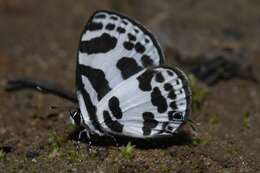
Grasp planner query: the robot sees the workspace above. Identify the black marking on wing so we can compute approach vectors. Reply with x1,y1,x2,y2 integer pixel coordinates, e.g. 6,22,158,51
106,23,115,30
110,16,118,20
116,57,142,79
123,41,134,50
137,69,154,91
86,22,103,31
128,33,136,41
135,42,145,53
108,96,122,119
169,101,177,110
168,111,183,121
76,67,104,133
95,14,106,19
117,27,126,33
145,38,150,43
142,112,158,136
168,90,176,99
141,55,153,67
167,70,174,76
79,33,117,54
164,83,173,91
151,87,168,113
155,72,165,83
103,110,123,132
78,64,111,100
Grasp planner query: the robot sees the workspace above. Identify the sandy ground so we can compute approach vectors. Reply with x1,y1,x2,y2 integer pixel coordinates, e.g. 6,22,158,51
0,0,260,172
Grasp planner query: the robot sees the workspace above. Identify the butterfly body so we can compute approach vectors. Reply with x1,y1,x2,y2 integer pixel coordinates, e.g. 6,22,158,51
74,10,191,139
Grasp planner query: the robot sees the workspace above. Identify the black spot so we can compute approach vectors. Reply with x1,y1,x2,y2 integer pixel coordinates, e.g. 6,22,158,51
142,112,158,136
168,111,174,121
106,23,115,30
141,55,153,67
167,70,174,76
164,83,173,91
167,126,173,131
87,22,103,31
78,64,111,100
168,111,183,121
176,79,180,85
117,27,126,33
155,72,165,83
174,112,183,120
103,110,123,132
117,57,142,79
135,42,145,53
145,38,150,43
170,101,177,110
122,20,128,25
110,16,118,20
95,14,106,19
151,87,168,113
79,33,117,54
137,69,154,91
134,28,139,33
168,90,176,99
128,33,136,41
123,41,134,50
109,97,122,119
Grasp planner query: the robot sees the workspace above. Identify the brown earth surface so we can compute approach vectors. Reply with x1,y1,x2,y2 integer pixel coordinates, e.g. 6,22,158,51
0,0,260,172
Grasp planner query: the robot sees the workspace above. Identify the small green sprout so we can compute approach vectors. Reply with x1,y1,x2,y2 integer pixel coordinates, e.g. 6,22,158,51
209,114,220,125
188,74,209,110
120,142,135,160
48,132,64,151
243,112,250,129
0,150,6,161
191,138,208,146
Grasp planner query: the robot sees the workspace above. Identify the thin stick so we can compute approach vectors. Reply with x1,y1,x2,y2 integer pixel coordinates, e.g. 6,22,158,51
5,78,77,103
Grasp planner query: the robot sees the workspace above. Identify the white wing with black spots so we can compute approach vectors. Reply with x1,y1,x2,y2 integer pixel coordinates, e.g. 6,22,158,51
96,66,191,138
76,10,165,135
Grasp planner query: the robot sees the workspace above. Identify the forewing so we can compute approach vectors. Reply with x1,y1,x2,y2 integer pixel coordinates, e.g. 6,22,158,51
96,66,191,138
76,10,164,104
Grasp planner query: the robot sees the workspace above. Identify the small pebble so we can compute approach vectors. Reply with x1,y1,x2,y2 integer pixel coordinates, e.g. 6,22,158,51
26,149,40,159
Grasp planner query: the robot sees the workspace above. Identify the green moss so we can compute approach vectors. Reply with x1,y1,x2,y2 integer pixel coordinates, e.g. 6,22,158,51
120,142,135,160
0,150,6,161
63,149,82,163
48,132,65,151
209,114,220,125
243,112,250,129
225,145,239,155
66,123,76,132
188,74,209,111
191,138,208,146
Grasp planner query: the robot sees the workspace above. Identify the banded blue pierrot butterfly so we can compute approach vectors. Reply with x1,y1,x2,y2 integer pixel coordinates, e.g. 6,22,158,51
72,10,192,139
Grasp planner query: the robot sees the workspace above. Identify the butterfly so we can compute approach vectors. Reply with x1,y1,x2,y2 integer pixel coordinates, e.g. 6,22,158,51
71,10,192,139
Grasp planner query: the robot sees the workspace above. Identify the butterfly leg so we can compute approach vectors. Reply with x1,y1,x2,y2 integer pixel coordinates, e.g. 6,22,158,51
104,132,118,147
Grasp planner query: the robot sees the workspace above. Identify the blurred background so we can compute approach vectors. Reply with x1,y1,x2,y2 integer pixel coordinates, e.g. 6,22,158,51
0,0,260,172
